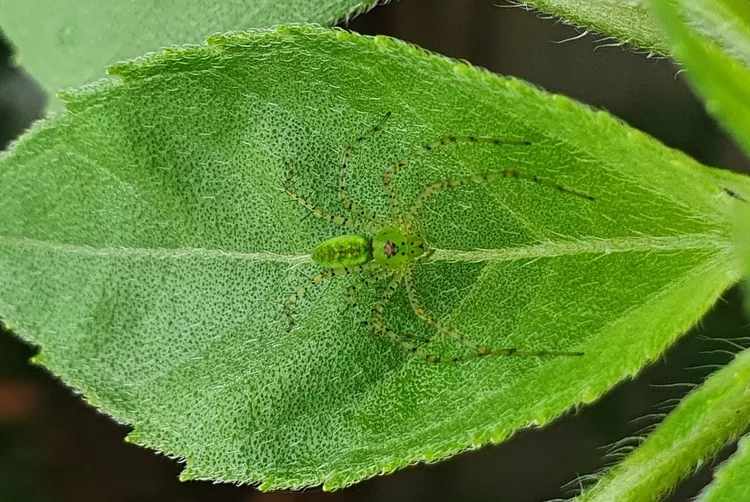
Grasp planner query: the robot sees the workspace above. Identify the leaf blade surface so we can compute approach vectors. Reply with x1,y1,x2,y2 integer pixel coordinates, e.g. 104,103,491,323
0,26,747,490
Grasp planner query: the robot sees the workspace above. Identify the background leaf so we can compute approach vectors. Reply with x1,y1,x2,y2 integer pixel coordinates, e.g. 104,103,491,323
650,0,750,156
0,26,748,490
0,0,378,110
515,0,670,54
575,348,750,502
675,0,750,68
698,431,750,501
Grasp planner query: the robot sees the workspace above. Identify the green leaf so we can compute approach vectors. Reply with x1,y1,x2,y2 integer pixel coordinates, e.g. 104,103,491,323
575,348,750,502
516,0,670,54
675,0,750,68
699,433,750,502
0,26,748,490
650,0,750,156
0,0,376,110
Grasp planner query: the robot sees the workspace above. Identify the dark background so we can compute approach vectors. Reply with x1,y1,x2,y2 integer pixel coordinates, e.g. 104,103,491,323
1,1,749,501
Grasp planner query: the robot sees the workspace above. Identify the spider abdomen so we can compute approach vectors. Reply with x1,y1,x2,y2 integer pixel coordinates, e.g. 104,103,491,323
312,235,373,268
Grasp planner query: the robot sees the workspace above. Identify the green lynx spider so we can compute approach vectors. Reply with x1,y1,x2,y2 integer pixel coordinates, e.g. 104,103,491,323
283,112,594,363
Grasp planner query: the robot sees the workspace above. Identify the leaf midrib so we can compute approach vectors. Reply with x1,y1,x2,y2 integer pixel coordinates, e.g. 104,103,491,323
429,233,729,262
0,233,729,264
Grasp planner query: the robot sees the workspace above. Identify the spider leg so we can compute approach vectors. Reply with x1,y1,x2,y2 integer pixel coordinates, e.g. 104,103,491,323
284,262,379,332
367,273,455,362
403,272,583,361
339,112,391,226
384,135,532,219
348,269,432,344
284,169,377,231
405,167,594,224
403,271,480,351
368,273,435,360
345,268,393,318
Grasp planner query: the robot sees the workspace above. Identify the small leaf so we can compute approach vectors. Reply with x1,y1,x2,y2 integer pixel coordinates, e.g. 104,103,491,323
0,0,376,109
651,0,750,156
699,433,750,502
517,0,670,54
0,26,748,490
